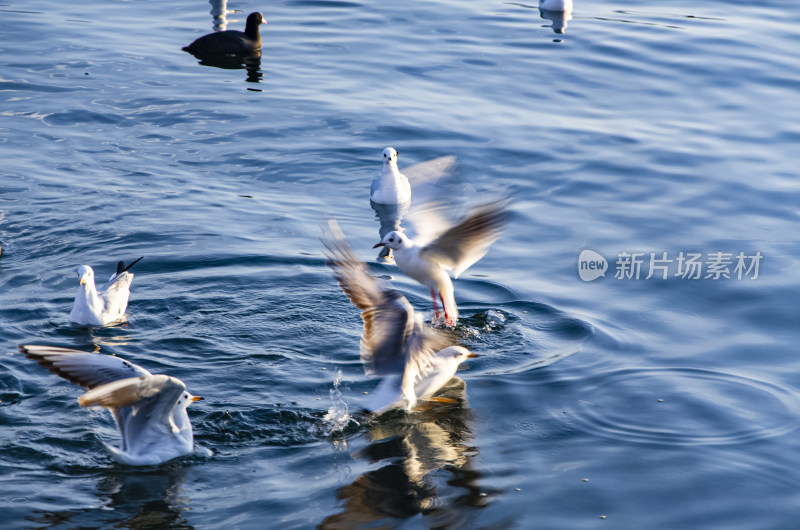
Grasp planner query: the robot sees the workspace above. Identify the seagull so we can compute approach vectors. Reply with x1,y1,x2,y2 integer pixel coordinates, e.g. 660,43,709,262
373,200,509,326
540,0,573,12
371,154,457,263
69,257,142,327
370,147,411,205
182,11,267,56
20,345,202,466
322,221,477,414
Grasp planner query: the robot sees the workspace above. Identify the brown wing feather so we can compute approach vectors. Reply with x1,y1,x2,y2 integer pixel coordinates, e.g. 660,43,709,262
420,199,510,277
20,345,150,389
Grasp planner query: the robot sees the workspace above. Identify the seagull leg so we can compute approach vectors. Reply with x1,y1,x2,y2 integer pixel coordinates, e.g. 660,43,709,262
439,293,454,326
430,289,441,320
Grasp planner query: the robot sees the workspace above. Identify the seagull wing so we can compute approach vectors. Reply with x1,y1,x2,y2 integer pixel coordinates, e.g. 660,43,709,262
100,256,142,292
402,155,457,186
400,315,456,406
99,270,133,295
419,199,510,278
78,374,187,455
323,220,415,376
20,345,151,389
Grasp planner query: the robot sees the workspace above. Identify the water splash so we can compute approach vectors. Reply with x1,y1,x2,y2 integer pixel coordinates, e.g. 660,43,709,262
485,309,506,329
322,370,359,435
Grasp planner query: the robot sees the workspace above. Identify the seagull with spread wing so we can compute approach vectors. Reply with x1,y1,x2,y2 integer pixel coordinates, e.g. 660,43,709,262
21,345,202,466
69,257,143,326
370,151,457,264
323,221,477,414
373,200,509,326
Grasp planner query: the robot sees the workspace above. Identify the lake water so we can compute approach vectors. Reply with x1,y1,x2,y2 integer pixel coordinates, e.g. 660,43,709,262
1,0,799,528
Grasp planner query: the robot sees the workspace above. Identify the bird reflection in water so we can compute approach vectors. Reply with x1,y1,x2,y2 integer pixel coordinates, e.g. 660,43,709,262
540,8,572,35
193,53,263,84
369,155,457,264
95,465,193,528
370,200,409,264
28,464,193,529
320,378,486,528
209,0,233,32
510,2,573,35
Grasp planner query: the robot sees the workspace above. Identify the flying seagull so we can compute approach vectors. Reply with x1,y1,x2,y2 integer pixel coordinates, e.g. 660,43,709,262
323,221,477,414
374,200,509,325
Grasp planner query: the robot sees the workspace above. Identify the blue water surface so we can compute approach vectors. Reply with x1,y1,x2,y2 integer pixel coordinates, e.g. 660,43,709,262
1,0,799,528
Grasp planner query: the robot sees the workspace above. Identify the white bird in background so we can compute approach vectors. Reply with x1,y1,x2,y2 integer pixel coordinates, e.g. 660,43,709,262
322,221,477,414
539,0,573,34
370,147,411,205
373,200,509,326
69,257,142,326
20,345,203,466
371,153,458,263
540,0,572,11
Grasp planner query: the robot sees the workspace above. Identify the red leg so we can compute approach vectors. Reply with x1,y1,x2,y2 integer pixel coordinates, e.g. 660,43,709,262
439,293,453,326
430,289,441,319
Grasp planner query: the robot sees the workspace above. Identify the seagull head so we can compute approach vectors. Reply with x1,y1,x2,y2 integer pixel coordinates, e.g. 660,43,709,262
373,230,406,250
77,265,94,286
179,391,203,409
440,346,477,363
382,147,398,167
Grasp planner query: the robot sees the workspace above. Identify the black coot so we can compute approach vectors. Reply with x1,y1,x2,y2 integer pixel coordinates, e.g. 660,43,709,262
183,12,267,56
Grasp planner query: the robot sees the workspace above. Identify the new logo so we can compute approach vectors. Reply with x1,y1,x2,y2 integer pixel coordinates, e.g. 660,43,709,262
578,250,607,282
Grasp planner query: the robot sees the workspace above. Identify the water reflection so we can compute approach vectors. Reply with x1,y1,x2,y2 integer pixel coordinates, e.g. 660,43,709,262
209,0,232,32
370,200,409,264
320,378,484,528
509,2,573,35
95,465,193,528
540,8,572,35
184,0,264,84
192,53,263,84
59,321,133,350
369,155,457,263
28,464,193,529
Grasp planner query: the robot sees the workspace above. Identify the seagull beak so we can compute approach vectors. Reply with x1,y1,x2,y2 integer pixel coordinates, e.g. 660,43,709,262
79,276,87,286
373,242,385,248
190,395,204,402
467,352,480,358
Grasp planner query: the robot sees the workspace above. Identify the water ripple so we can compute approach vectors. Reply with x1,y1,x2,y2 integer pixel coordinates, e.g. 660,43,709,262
565,367,800,446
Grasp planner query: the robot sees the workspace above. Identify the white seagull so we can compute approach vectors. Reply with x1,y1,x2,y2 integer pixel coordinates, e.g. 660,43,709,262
69,257,142,326
373,200,509,326
20,344,202,466
370,147,411,205
323,221,477,414
540,0,573,12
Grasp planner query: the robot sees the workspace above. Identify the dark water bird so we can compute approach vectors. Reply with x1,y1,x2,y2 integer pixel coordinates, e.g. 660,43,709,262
182,11,267,56
20,345,203,466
